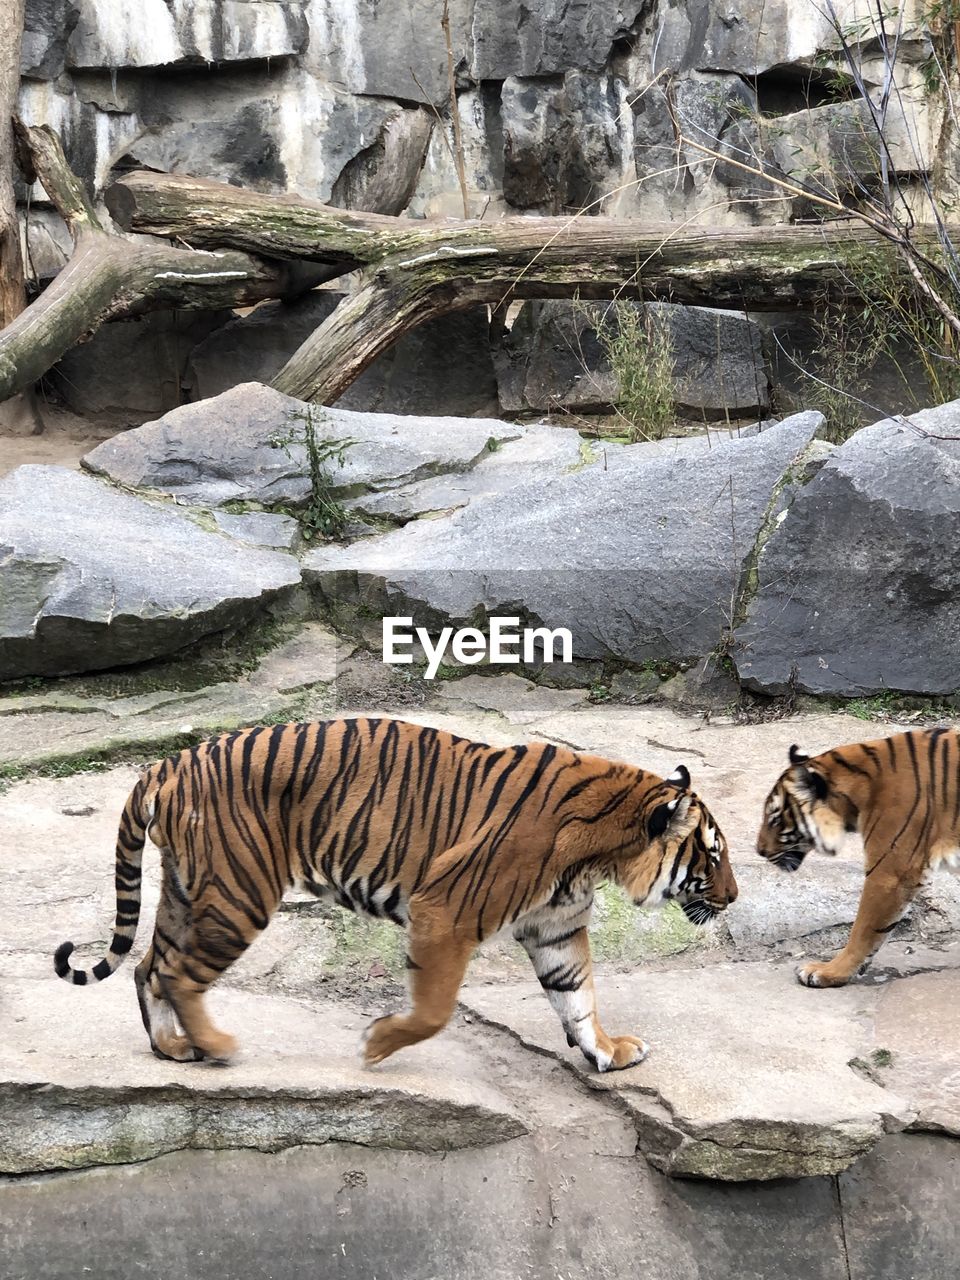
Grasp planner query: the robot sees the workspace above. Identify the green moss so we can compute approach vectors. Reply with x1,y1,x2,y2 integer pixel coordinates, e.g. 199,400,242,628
324,910,407,977
591,884,700,962
0,614,300,706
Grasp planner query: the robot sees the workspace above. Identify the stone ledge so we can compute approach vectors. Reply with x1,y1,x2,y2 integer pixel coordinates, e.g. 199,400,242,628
0,979,527,1175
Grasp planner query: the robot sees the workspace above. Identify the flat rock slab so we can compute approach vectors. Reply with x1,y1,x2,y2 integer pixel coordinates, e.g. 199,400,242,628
0,465,301,679
0,681,308,771
873,970,960,1136
348,424,586,522
0,977,527,1174
736,404,960,695
306,414,823,666
82,383,521,508
462,963,932,1180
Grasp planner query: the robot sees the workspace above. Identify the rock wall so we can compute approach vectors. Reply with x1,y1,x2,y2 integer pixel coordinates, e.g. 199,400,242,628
18,1,944,257
12,2,949,422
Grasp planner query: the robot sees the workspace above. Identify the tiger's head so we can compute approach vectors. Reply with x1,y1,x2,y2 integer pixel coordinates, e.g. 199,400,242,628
757,744,853,871
617,766,738,925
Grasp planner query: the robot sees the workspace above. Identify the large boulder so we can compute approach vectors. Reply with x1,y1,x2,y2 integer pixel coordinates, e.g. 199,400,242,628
186,296,499,416
500,300,769,418
0,466,301,679
51,312,230,427
304,413,823,666
81,384,522,508
735,404,960,696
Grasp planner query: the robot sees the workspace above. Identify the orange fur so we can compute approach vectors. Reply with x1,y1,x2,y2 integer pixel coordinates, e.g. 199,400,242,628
55,717,736,1069
757,728,960,987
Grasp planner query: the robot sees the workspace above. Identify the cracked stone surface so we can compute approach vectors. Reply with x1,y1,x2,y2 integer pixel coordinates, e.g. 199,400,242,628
735,404,960,696
0,465,302,679
306,414,823,667
81,383,522,508
0,979,527,1174
3,683,959,1186
461,965,938,1180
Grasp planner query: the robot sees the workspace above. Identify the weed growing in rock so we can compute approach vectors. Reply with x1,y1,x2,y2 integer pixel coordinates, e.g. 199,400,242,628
271,406,356,541
590,300,676,442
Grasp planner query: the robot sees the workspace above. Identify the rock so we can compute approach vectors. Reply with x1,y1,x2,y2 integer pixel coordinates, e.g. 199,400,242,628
504,300,769,417
470,0,643,78
305,414,823,669
247,622,344,694
839,1133,960,1280
758,311,931,428
408,84,509,220
347,425,585,523
211,511,300,550
303,0,472,106
329,106,435,214
21,0,80,79
725,861,867,949
609,669,663,703
462,962,918,1180
17,77,140,201
0,977,527,1173
735,404,960,696
653,1,839,76
52,312,231,427
118,102,288,191
20,208,73,284
872,971,960,1136
187,297,499,418
631,73,757,215
82,384,520,508
659,658,740,712
66,0,308,70
431,673,590,724
0,465,301,679
501,72,629,212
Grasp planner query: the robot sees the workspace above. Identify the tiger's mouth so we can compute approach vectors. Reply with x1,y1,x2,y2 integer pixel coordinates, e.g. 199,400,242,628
766,846,809,873
681,897,723,926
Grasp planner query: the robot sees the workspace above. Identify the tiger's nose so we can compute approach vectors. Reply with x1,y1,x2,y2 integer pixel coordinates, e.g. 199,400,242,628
725,874,739,906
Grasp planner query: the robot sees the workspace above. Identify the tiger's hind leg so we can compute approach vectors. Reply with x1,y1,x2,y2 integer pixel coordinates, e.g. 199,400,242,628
135,850,204,1062
135,944,204,1062
148,844,278,1064
362,922,475,1067
514,899,648,1072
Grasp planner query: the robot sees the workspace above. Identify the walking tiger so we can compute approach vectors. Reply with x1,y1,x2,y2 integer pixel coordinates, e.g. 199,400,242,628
54,717,737,1070
757,728,960,987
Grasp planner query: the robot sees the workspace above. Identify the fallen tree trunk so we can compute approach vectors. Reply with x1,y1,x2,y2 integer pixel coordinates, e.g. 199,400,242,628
107,169,956,404
0,125,329,403
6,150,957,407
0,1,26,327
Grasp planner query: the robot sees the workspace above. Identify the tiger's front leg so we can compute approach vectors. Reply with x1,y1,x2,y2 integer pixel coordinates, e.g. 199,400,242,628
514,901,648,1072
798,859,925,988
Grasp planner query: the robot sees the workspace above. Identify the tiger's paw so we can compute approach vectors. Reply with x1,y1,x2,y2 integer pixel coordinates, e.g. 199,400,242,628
797,961,850,989
361,1015,402,1067
604,1034,650,1072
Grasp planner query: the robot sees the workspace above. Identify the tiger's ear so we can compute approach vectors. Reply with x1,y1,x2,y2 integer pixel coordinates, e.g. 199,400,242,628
666,764,691,790
647,793,693,840
789,746,828,801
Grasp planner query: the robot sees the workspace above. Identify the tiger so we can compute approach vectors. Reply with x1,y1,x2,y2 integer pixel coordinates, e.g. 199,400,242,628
54,716,737,1071
757,728,960,988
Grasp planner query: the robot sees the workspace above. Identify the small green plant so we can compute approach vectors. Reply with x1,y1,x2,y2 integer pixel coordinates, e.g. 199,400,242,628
800,295,877,444
871,1047,894,1068
271,406,356,541
593,300,676,443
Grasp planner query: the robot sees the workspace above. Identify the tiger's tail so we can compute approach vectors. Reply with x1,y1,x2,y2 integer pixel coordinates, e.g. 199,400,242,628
54,773,152,985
